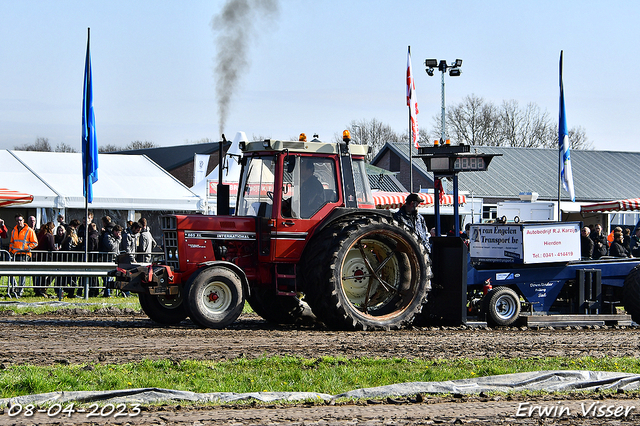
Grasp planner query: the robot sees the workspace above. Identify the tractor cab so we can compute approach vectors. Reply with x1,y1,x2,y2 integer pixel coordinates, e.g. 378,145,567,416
234,138,375,266
235,138,374,220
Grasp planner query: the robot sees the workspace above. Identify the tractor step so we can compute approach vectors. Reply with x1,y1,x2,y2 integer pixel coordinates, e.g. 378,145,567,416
274,263,297,296
522,314,634,327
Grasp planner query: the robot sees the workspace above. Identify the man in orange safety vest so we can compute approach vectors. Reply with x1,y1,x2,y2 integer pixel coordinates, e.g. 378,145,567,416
9,214,38,297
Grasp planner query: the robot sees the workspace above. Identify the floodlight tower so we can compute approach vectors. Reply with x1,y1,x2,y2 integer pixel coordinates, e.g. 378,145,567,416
425,59,462,144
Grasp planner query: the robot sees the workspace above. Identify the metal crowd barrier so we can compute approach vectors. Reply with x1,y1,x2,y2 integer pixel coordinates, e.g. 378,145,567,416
0,249,163,300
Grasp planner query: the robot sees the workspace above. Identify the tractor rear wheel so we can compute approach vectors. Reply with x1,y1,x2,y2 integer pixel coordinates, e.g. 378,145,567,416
138,292,188,325
623,265,640,323
185,266,245,329
302,215,430,330
483,287,521,327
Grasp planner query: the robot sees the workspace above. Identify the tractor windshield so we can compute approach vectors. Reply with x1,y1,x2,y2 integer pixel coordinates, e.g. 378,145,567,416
236,155,276,217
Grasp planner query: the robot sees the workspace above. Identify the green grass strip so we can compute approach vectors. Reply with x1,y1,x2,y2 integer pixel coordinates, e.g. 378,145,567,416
0,356,639,399
0,296,140,314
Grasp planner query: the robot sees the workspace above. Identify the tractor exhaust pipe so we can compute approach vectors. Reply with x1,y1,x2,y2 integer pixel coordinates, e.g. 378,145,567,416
217,134,230,215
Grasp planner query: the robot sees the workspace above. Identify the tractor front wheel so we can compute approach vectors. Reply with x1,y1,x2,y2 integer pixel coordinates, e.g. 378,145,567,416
185,266,245,329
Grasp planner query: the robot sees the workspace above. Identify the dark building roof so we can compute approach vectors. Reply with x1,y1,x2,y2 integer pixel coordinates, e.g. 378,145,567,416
373,142,640,202
371,142,433,181
366,164,407,192
108,142,229,171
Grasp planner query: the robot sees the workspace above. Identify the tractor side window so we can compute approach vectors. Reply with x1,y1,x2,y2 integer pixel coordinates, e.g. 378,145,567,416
237,156,276,217
281,156,338,219
352,158,374,206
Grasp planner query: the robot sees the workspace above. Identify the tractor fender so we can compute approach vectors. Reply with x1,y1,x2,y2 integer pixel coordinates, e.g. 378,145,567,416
310,207,393,240
191,260,252,299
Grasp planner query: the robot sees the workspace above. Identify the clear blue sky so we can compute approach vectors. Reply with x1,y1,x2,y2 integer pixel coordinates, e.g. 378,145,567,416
1,0,638,152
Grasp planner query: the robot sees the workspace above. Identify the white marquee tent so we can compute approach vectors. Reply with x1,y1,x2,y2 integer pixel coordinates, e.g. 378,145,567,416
0,150,204,212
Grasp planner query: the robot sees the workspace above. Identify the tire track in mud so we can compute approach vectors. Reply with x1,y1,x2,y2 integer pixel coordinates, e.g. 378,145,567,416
0,312,638,366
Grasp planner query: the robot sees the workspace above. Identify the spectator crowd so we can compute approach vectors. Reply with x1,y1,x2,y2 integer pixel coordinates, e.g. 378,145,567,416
580,223,640,259
0,212,157,298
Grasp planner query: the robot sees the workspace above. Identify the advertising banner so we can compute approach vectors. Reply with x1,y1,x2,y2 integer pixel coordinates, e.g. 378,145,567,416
469,224,523,263
522,222,581,264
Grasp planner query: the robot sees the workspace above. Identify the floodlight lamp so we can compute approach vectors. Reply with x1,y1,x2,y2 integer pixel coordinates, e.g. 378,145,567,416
455,59,463,67
449,69,461,77
425,59,438,67
426,68,434,76
438,60,447,72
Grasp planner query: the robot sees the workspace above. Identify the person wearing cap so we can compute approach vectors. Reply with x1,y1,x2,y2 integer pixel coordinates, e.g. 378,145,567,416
393,193,429,252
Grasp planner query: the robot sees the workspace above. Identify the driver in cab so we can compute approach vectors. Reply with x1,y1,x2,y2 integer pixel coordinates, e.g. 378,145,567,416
300,158,324,218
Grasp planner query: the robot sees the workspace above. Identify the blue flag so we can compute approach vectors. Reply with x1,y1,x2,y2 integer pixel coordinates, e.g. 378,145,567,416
559,50,575,202
82,28,98,203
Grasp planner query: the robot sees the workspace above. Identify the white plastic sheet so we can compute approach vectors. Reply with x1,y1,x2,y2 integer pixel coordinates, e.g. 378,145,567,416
2,370,638,406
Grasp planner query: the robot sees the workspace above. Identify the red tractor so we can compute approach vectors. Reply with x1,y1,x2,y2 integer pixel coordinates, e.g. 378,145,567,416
111,133,430,330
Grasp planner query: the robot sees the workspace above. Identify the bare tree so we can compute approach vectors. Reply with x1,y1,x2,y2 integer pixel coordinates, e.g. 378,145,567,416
251,134,272,142
439,95,592,149
544,124,591,150
98,144,121,153
14,137,52,151
97,140,158,153
442,94,501,146
54,142,77,153
567,126,590,150
185,137,216,144
126,140,157,150
499,101,552,148
397,127,431,147
336,118,402,160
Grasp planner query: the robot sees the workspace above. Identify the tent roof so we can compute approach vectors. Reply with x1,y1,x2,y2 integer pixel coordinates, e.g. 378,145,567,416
0,151,59,206
2,150,203,211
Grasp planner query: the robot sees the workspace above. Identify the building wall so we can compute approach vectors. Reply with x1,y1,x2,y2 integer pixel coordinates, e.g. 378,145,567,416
372,150,432,193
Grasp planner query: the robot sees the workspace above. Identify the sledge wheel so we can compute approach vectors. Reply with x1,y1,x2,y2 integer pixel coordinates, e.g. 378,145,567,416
483,287,521,327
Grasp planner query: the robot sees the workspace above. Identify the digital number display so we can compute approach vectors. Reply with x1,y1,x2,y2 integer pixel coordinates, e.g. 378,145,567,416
453,156,486,171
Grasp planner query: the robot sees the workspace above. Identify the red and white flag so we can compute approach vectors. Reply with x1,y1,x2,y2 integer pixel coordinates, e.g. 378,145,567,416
407,47,419,148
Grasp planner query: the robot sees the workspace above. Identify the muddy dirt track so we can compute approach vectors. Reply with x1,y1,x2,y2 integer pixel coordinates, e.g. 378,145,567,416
1,309,639,366
1,308,640,425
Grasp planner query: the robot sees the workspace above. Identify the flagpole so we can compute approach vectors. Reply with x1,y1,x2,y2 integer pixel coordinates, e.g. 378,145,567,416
408,46,414,192
84,27,90,299
557,50,576,220
82,26,99,299
557,153,561,222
